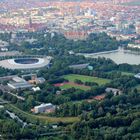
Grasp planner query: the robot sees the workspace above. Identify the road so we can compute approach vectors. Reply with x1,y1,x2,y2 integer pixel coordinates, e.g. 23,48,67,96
0,98,9,104
8,92,25,101
0,85,25,101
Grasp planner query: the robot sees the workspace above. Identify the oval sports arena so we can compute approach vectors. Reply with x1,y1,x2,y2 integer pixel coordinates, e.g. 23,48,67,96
0,57,51,70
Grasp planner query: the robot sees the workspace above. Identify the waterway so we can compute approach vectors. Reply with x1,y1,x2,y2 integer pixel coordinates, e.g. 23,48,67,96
78,48,140,65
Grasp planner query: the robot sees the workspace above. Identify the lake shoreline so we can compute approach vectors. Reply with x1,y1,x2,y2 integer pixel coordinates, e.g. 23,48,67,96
77,48,140,57
76,48,140,65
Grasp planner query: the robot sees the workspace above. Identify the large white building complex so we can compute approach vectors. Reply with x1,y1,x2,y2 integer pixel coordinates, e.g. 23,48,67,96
33,103,56,114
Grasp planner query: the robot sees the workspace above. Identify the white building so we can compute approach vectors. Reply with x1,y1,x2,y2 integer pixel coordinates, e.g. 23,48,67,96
105,88,122,96
0,40,9,52
33,103,55,114
128,43,140,49
134,73,140,79
32,87,40,92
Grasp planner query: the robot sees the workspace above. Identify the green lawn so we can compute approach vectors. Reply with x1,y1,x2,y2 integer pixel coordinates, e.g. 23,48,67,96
60,83,91,91
63,74,110,86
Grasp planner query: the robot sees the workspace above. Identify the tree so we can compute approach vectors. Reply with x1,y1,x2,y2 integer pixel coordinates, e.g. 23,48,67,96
129,119,140,133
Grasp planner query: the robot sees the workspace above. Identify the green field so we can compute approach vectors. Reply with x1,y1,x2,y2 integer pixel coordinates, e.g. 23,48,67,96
122,1,140,6
60,83,91,91
63,74,110,86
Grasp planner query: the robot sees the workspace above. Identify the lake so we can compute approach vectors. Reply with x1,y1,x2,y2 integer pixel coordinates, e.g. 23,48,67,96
79,49,140,65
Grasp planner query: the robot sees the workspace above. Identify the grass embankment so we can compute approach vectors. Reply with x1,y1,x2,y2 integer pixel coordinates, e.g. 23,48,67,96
5,104,80,124
121,72,134,76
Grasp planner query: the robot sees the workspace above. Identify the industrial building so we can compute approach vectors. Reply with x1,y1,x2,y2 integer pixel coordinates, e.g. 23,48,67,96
7,76,33,90
8,81,33,90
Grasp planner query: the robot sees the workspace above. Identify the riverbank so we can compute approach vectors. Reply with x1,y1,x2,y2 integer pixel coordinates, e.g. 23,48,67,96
76,48,140,65
77,48,140,57
77,49,119,57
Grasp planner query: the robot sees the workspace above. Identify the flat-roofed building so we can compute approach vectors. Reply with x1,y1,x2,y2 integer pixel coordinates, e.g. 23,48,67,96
105,88,122,96
33,103,55,114
12,76,26,83
7,81,33,90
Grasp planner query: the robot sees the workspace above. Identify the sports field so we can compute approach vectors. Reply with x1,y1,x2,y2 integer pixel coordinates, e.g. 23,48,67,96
57,82,91,91
63,74,110,86
54,74,111,91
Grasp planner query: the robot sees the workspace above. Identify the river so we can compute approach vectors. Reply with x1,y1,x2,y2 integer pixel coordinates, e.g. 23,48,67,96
77,49,140,65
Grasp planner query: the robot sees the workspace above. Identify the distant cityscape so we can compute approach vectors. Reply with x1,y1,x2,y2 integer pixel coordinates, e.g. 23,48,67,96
0,0,140,41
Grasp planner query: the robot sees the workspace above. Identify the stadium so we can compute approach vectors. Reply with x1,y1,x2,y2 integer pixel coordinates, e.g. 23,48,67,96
0,57,51,70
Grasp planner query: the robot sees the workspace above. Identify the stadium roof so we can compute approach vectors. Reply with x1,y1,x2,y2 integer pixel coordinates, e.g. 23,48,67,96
0,57,51,70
